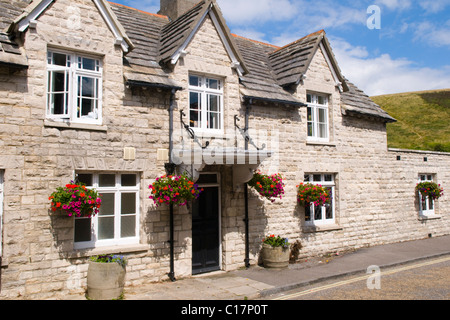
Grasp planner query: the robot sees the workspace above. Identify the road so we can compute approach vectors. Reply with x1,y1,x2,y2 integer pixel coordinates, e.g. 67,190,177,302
270,256,450,300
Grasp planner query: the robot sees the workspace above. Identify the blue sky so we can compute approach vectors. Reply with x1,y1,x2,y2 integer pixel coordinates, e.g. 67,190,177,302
111,0,450,96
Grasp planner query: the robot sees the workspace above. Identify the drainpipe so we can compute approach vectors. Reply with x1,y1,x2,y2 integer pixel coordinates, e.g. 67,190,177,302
243,100,252,268
166,88,177,282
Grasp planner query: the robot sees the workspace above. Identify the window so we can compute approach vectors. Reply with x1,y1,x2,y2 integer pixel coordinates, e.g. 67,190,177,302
304,174,335,225
307,93,329,141
74,173,140,249
189,75,223,131
418,174,436,217
47,50,102,124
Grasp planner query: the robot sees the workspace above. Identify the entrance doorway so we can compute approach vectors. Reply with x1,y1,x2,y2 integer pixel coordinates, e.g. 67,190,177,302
192,174,220,275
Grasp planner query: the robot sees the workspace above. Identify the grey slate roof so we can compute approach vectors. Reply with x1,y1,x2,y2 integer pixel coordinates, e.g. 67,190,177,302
341,81,396,123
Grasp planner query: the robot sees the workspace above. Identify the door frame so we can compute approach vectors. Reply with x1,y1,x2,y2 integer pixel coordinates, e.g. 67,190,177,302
192,172,222,273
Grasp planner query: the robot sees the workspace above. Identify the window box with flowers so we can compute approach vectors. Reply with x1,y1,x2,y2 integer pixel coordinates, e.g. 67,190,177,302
149,173,203,207
261,235,290,268
49,181,102,217
248,172,285,203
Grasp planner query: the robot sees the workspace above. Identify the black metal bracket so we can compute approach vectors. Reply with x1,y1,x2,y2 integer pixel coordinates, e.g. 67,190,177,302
234,115,265,151
180,110,210,149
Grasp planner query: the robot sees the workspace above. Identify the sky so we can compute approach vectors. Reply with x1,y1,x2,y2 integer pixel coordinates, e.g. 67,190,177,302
110,0,450,96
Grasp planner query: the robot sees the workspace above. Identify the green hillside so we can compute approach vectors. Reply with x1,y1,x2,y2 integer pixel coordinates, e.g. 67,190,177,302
371,89,450,153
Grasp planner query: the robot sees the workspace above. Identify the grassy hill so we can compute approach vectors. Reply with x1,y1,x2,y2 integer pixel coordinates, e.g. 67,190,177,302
371,89,450,153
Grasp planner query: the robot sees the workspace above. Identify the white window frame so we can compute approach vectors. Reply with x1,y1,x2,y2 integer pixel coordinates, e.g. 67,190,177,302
418,174,436,217
304,173,335,226
46,50,103,125
0,171,4,259
307,93,329,142
74,173,140,250
188,74,224,133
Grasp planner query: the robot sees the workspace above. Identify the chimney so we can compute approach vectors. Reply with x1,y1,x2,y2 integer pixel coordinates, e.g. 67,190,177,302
158,0,201,21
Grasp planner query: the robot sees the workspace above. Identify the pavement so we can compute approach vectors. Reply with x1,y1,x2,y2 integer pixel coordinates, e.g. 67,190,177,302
124,235,450,300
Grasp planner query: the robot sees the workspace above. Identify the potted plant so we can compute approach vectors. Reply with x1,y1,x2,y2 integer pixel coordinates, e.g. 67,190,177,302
149,173,203,207
261,235,290,268
416,181,444,200
248,171,285,203
296,182,330,207
49,181,102,217
87,254,127,300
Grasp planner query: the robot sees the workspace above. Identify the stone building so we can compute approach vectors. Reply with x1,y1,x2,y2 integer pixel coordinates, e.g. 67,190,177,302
0,0,448,299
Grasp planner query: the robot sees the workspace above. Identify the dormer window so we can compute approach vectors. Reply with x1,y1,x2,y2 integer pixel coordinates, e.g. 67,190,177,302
46,50,102,124
189,74,223,132
307,93,329,141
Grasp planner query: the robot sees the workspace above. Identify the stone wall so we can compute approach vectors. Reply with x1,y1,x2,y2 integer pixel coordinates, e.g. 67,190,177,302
0,1,449,300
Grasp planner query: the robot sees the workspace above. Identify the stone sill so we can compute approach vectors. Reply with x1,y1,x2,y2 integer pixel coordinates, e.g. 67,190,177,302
302,224,342,233
306,140,337,147
418,215,441,221
67,244,149,260
44,120,108,132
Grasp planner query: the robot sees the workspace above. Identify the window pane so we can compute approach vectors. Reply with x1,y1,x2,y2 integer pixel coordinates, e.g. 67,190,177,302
99,193,114,215
121,193,136,215
305,205,311,221
189,92,201,128
51,52,68,66
121,174,136,187
209,94,219,112
98,217,114,240
324,174,333,182
325,203,333,219
74,218,91,242
208,79,219,90
81,57,97,71
99,174,115,187
121,215,136,238
313,174,322,182
318,108,327,123
318,123,327,138
77,174,93,186
189,75,199,87
318,96,326,105
428,197,434,210
209,112,219,129
304,174,310,182
314,205,322,220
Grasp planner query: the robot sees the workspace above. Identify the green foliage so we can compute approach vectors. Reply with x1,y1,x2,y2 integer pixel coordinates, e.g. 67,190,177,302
372,90,450,152
90,254,127,268
262,235,290,248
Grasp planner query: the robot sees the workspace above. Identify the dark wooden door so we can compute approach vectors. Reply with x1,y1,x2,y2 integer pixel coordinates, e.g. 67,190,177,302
192,186,220,274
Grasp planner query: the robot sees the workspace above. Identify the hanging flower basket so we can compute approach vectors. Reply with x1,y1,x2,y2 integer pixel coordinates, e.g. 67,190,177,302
296,182,330,207
416,182,443,200
149,173,203,207
49,181,102,217
248,171,285,203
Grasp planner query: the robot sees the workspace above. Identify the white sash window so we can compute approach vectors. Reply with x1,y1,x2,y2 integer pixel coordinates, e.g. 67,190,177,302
47,50,102,124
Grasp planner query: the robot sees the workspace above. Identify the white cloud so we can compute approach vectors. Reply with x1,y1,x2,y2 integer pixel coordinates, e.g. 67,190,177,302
375,0,412,10
217,0,299,25
413,21,450,47
419,0,450,13
330,37,450,95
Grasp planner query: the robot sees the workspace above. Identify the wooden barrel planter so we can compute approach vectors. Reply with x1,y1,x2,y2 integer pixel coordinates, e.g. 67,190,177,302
87,261,126,300
261,244,290,269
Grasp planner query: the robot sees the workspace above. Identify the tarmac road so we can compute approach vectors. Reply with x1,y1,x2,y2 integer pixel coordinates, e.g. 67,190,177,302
269,255,450,300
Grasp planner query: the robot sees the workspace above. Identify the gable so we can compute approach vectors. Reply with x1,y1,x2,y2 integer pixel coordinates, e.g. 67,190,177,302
9,0,134,53
269,30,348,92
158,0,247,76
